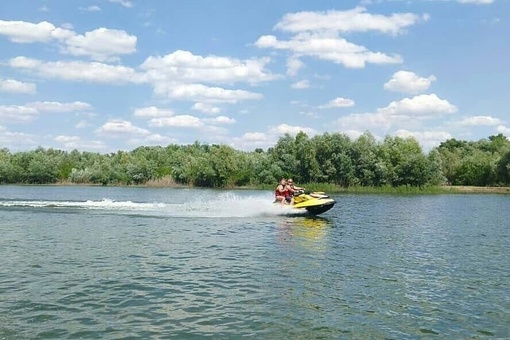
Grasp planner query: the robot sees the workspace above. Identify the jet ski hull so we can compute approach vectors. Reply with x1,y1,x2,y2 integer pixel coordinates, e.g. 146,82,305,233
275,191,336,215
303,200,335,215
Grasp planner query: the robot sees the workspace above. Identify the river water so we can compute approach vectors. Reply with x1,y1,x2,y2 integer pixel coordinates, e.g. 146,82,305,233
0,186,508,338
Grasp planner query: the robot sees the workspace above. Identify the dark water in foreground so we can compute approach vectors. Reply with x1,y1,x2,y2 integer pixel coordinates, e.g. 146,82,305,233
0,186,509,339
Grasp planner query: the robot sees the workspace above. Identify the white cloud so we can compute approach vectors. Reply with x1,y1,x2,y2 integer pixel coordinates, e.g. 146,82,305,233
256,33,402,69
144,134,175,143
0,79,36,94
203,116,236,125
286,57,304,76
128,134,177,147
269,123,317,136
141,50,277,85
9,52,267,104
395,129,453,149
334,94,457,132
0,101,91,125
242,132,268,142
298,111,319,118
335,111,394,131
0,130,37,149
133,106,174,118
319,97,355,109
0,20,136,61
496,125,510,136
457,0,493,4
54,135,106,150
97,120,150,137
379,94,457,116
9,57,144,84
152,83,262,103
233,124,318,150
0,20,72,43
291,80,310,89
255,7,428,69
0,105,39,123
27,101,92,112
109,0,133,8
61,23,74,30
80,5,101,12
54,135,80,143
342,129,365,140
7,48,274,106
274,7,428,35
75,120,91,128
149,115,204,128
140,50,276,103
482,17,500,25
231,132,274,151
8,56,41,68
201,125,230,135
384,70,436,94
460,115,502,126
63,28,137,61
192,102,221,114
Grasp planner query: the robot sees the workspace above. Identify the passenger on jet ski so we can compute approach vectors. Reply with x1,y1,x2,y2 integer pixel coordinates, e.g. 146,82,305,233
275,178,292,205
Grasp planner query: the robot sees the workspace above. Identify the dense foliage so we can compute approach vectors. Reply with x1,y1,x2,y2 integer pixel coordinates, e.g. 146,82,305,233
436,133,510,186
1,132,509,187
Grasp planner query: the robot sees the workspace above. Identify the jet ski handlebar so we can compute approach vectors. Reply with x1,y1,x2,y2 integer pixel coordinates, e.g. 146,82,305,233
293,189,310,196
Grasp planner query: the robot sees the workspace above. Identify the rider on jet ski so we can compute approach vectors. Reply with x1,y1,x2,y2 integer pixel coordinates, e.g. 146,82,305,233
286,178,304,195
275,178,292,205
275,178,306,205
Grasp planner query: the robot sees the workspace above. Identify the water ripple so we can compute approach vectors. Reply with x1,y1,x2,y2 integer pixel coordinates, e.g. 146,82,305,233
1,189,509,338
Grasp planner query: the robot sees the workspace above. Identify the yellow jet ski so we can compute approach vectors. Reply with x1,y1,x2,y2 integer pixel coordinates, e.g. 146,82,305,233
276,190,336,215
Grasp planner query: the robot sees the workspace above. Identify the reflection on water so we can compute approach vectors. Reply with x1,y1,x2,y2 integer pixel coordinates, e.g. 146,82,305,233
276,216,333,252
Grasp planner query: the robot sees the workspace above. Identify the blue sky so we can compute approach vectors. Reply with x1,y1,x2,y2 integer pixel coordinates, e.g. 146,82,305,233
0,0,508,152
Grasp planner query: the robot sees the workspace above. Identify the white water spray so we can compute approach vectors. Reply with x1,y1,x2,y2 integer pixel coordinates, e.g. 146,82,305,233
0,192,305,218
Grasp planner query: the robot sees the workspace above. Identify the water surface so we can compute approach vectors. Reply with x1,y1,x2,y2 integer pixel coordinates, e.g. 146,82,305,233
0,186,508,338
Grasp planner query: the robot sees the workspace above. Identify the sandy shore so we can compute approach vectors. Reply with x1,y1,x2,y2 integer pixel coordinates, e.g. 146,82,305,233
440,186,510,194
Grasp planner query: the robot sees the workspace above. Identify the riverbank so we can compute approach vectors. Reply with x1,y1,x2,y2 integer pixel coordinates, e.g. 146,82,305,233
2,180,510,194
252,182,510,194
331,185,510,194
439,185,510,194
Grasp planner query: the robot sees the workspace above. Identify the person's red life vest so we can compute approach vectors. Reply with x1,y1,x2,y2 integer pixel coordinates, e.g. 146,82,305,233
275,185,288,197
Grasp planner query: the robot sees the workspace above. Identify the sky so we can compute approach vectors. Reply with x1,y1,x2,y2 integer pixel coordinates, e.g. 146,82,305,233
0,0,509,152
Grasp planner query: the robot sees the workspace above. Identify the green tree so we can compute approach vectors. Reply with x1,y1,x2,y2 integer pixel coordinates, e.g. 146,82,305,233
456,150,496,186
270,134,298,179
436,135,507,186
209,144,240,187
26,150,59,183
313,133,354,186
0,149,15,183
427,149,446,185
380,136,430,187
351,132,381,186
498,150,510,185
294,132,320,183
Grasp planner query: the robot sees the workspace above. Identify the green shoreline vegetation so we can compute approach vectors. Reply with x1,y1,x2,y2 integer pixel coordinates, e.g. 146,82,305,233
35,181,510,195
1,132,510,193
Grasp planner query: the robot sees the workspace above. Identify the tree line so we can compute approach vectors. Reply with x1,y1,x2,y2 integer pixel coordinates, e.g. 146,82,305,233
1,132,509,187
